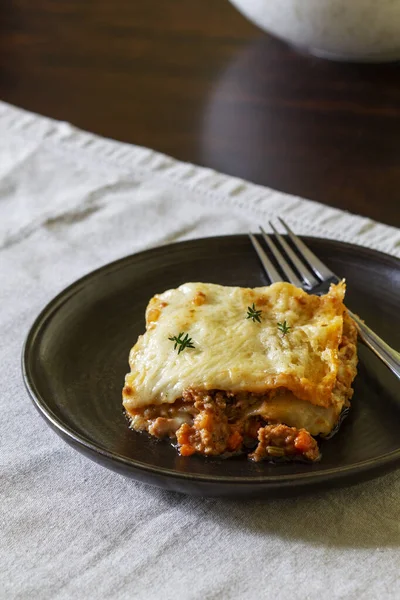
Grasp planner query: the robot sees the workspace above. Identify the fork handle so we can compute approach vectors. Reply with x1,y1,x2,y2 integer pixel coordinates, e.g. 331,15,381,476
348,310,400,380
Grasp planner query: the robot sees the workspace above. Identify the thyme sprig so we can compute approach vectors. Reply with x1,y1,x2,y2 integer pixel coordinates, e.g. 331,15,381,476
277,321,291,336
168,332,195,354
246,303,262,323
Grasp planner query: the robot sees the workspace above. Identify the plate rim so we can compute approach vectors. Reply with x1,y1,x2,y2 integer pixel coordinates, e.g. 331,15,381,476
22,234,400,488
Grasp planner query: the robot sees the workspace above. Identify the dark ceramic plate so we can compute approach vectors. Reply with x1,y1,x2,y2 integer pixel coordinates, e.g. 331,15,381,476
23,235,400,497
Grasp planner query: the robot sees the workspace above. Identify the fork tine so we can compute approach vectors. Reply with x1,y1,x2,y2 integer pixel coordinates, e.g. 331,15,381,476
278,218,336,280
268,221,319,289
248,233,281,283
259,227,302,287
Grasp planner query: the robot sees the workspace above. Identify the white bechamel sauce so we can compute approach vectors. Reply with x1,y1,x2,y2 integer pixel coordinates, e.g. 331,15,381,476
123,282,346,418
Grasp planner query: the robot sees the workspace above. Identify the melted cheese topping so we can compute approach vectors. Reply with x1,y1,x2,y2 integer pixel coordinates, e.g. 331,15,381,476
123,281,348,413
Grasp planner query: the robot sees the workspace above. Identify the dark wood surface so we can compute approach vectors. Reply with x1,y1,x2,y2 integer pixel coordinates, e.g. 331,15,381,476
2,0,399,226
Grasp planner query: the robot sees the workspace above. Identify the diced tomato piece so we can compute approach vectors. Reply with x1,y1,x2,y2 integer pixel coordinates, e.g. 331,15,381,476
195,412,212,430
179,444,196,457
176,423,191,445
227,430,243,451
294,430,313,453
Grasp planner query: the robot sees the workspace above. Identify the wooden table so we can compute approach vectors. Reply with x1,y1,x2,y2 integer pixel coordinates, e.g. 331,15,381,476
2,0,399,226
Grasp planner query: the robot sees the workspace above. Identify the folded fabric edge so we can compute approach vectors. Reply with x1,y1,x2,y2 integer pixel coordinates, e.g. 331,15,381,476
0,101,399,258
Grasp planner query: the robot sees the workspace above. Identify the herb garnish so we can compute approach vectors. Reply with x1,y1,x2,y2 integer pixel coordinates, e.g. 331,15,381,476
168,332,195,354
246,303,262,323
277,321,291,336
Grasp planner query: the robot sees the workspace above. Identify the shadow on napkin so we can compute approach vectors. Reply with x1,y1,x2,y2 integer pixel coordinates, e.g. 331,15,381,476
159,471,400,549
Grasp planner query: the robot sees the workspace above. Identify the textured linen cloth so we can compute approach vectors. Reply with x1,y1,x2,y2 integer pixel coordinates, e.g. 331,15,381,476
1,101,399,600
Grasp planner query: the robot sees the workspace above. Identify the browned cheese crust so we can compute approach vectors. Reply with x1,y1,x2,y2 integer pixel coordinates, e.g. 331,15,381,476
123,285,358,463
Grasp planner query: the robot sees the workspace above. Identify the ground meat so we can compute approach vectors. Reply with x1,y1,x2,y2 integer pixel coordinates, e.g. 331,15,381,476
176,395,240,456
176,390,249,456
249,424,320,462
129,389,319,462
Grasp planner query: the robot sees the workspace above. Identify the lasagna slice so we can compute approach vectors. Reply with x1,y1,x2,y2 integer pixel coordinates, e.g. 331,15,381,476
123,281,358,462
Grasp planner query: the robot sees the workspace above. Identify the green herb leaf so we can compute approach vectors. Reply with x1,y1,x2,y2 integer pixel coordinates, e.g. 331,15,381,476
168,332,195,354
246,303,262,323
277,321,291,336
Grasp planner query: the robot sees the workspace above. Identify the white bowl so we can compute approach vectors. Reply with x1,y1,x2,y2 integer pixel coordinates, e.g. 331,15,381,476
229,0,400,62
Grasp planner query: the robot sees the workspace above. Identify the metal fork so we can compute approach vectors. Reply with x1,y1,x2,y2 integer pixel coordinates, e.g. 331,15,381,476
249,218,400,380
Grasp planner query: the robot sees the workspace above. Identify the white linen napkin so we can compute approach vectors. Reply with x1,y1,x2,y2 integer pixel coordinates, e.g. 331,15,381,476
1,101,399,600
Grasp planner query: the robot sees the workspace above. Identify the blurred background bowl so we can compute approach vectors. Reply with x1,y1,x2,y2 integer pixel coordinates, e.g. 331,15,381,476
228,0,400,62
